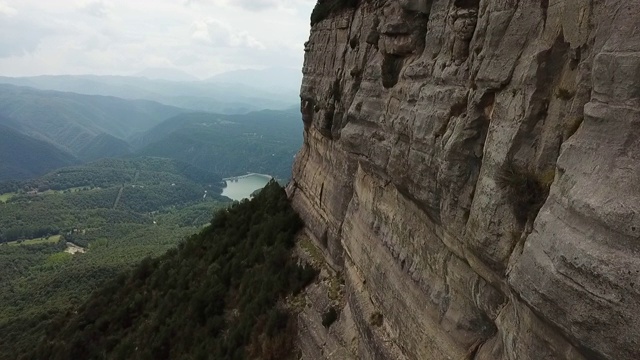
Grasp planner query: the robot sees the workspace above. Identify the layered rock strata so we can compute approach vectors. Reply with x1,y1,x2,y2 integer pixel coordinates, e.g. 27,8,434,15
288,1,640,359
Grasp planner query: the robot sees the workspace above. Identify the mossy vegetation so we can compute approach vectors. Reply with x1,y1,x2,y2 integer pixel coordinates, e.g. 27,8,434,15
310,0,359,26
328,273,343,301
299,236,325,265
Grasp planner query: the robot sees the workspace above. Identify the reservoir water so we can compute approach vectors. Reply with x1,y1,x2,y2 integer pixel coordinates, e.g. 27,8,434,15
221,173,273,201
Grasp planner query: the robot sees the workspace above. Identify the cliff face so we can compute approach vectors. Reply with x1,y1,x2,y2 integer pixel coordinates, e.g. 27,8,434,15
288,1,640,359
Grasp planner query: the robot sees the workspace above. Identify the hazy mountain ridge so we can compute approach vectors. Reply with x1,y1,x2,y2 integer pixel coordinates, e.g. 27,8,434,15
205,67,302,95
0,124,79,181
134,68,200,82
0,83,185,154
0,83,302,182
0,70,298,114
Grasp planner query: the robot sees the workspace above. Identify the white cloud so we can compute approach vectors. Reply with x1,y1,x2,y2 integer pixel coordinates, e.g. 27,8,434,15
0,0,315,77
0,16,52,57
191,19,264,49
231,0,282,11
0,2,17,16
183,0,311,15
78,0,110,18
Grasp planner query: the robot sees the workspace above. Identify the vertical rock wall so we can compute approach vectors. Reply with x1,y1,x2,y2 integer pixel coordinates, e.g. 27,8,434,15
288,1,640,359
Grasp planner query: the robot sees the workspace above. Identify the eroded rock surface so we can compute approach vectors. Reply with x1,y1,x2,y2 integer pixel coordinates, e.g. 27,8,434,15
289,1,640,359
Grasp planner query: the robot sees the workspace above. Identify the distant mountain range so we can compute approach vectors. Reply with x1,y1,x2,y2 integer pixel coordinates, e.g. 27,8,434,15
205,67,302,95
0,67,300,114
132,66,302,94
0,84,302,181
134,68,200,82
0,84,184,158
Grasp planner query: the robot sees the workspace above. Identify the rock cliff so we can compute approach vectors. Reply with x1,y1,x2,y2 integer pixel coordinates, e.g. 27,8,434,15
288,0,640,359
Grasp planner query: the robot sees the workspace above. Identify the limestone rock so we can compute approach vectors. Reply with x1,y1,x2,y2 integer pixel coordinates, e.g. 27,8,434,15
290,1,640,359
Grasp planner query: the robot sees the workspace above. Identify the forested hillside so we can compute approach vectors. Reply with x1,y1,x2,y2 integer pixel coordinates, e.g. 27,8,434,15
77,133,132,161
0,84,185,156
0,157,230,358
0,84,301,181
0,124,79,181
134,109,302,179
0,157,222,243
27,182,315,360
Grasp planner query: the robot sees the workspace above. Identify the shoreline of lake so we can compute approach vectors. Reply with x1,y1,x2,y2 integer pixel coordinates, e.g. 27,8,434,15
222,173,273,181
221,173,273,201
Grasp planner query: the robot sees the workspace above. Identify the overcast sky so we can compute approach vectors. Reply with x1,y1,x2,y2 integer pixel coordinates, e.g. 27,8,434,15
0,0,315,79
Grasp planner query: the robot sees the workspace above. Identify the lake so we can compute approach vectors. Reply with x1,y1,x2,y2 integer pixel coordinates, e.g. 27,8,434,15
221,173,273,201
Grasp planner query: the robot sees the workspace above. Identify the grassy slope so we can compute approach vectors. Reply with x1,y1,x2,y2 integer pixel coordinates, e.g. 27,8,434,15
7,235,61,246
0,75,296,114
0,192,16,203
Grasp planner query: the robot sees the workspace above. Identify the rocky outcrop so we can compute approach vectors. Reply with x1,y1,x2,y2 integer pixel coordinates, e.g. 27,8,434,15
288,0,640,359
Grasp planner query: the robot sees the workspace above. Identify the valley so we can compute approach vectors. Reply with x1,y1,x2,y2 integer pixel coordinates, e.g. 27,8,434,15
0,157,231,356
0,77,303,358
0,83,301,182
3,1,638,359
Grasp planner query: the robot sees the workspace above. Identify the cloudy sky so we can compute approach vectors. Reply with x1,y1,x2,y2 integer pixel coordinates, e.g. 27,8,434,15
0,0,315,79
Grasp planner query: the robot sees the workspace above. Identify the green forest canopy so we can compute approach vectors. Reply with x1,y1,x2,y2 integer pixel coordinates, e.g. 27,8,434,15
29,181,315,360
